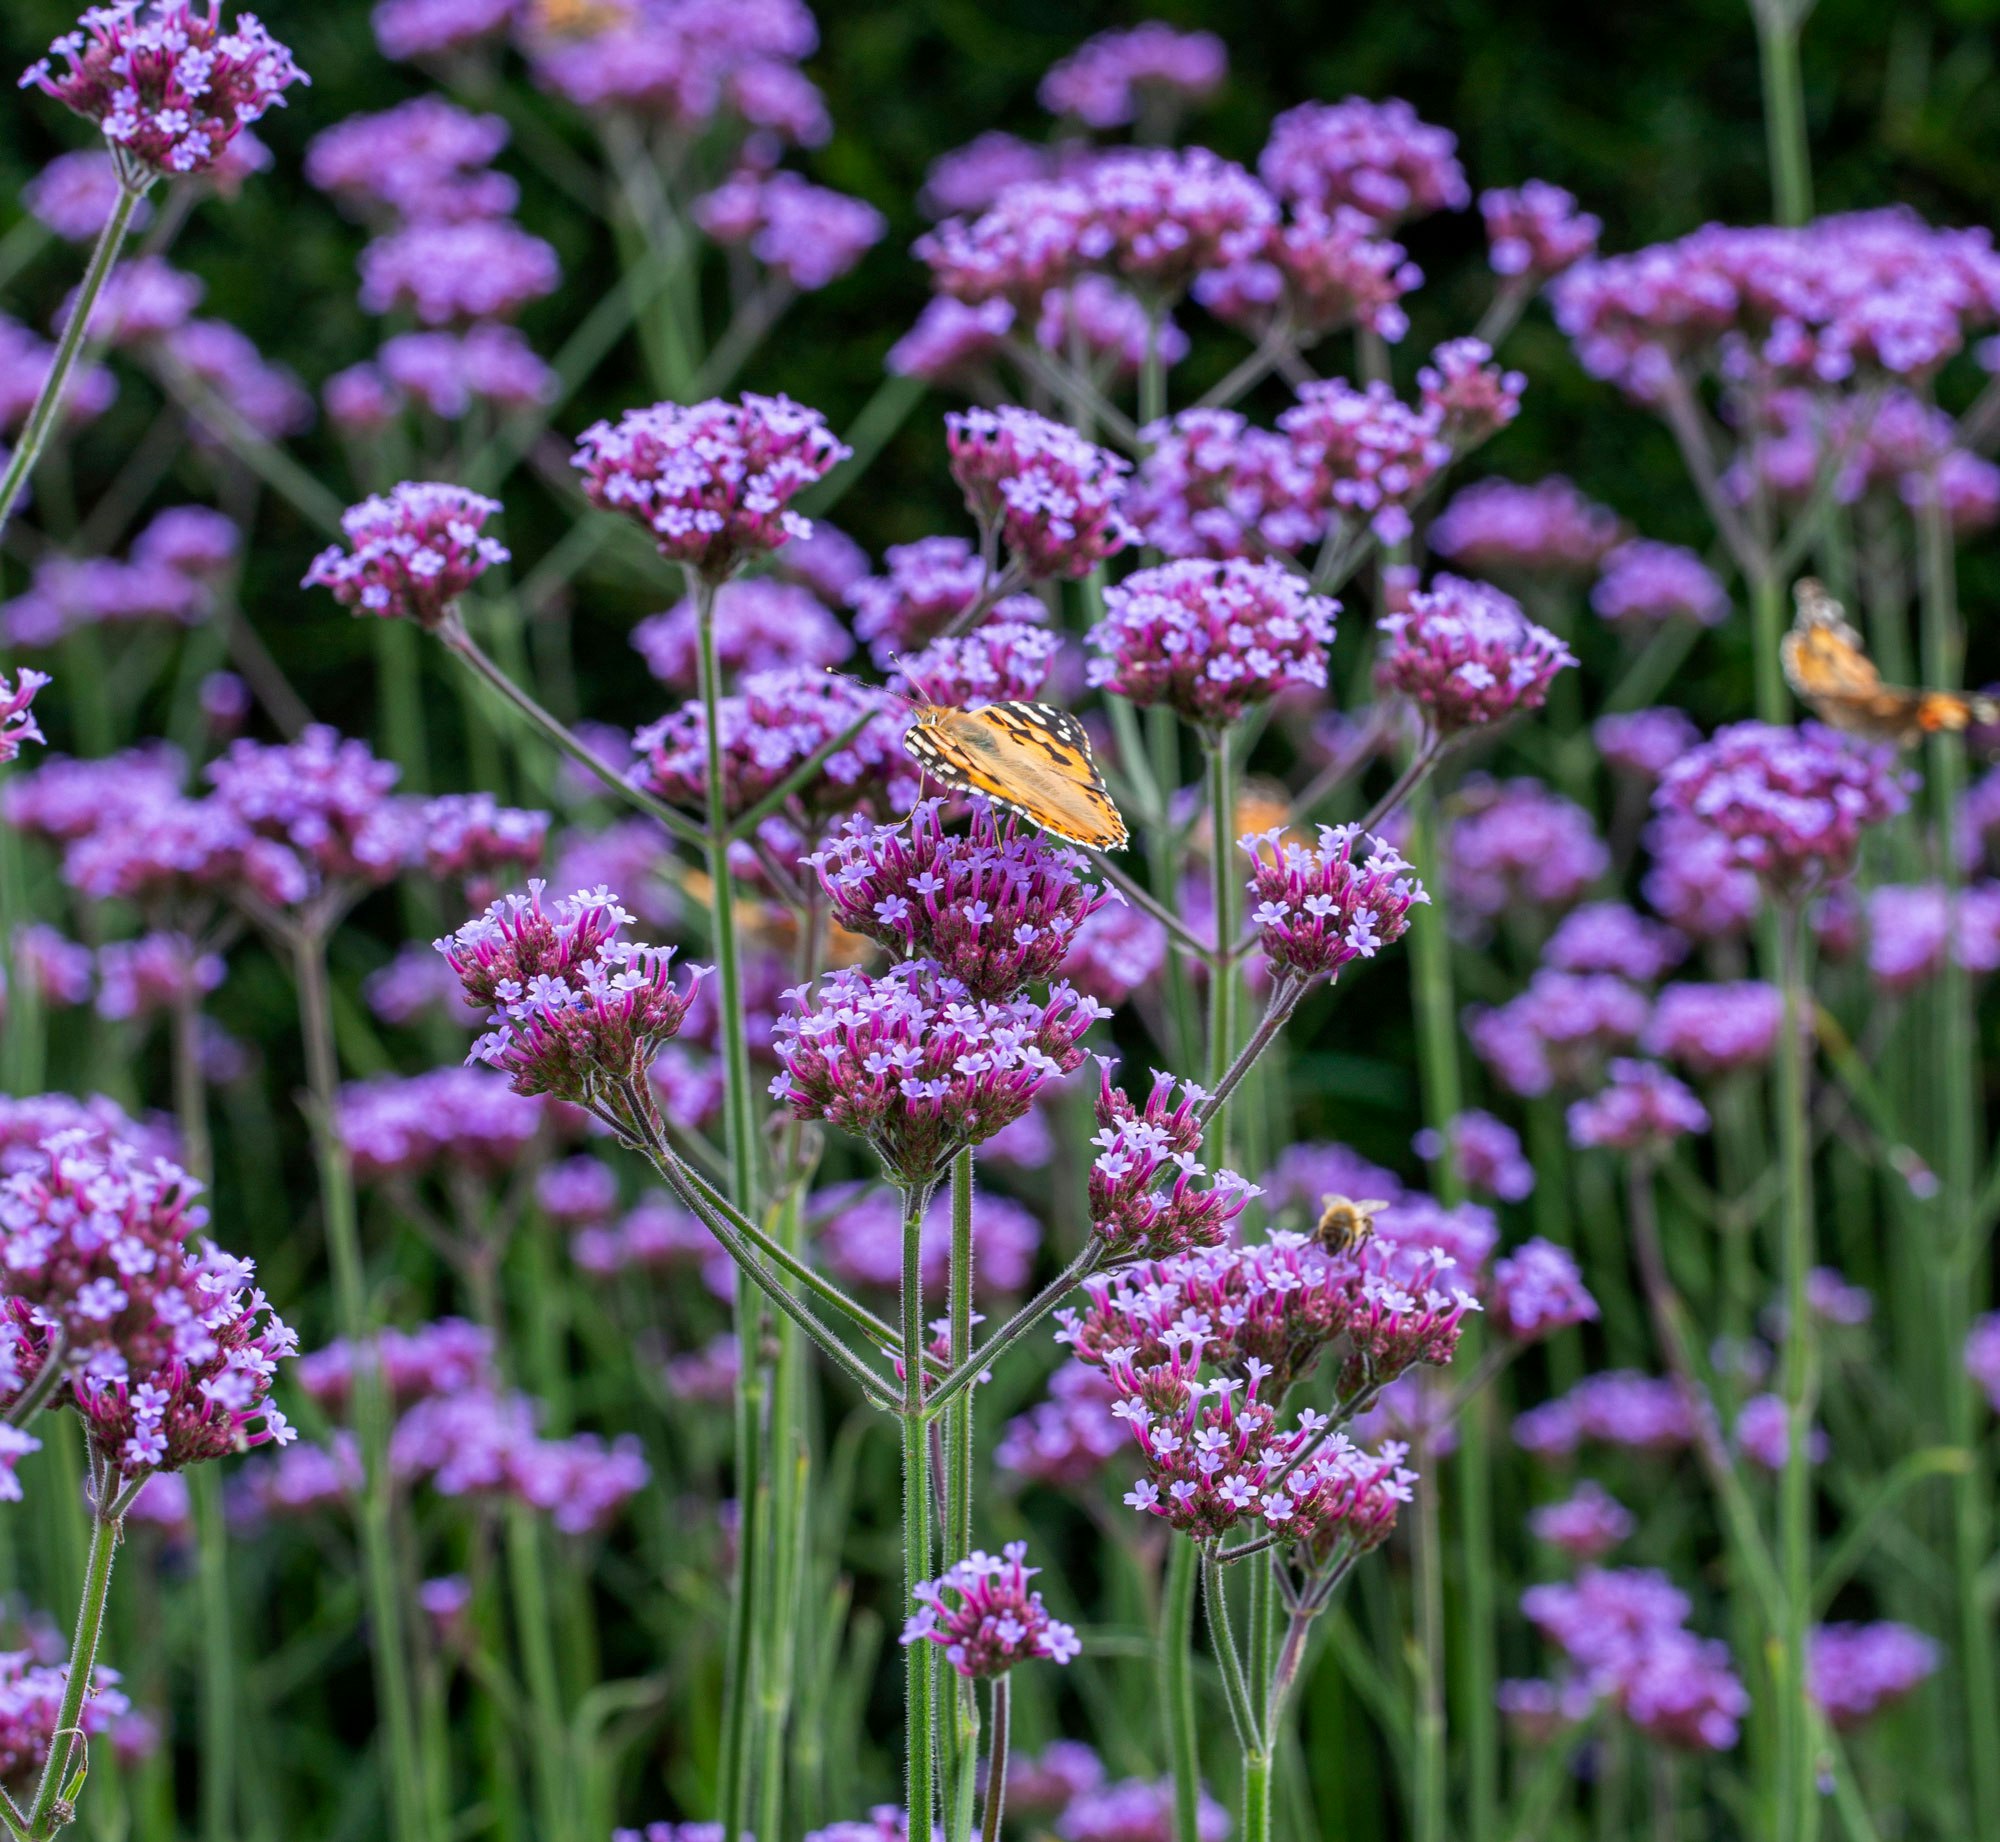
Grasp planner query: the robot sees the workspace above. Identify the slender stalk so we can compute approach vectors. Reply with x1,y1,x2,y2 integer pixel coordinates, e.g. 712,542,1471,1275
507,1505,570,1842
1773,900,1817,1842
1160,1539,1201,1842
1196,981,1306,1129
1204,730,1239,1162
926,1247,1102,1414
1410,1453,1447,1842
943,1153,979,1842
978,1676,1010,1842
0,177,146,537
1914,481,2000,1840
1750,568,1790,725
292,931,427,1842
756,1186,809,1842
901,1180,939,1838
696,567,773,1842
1199,1551,1262,1756
24,1475,121,1838
1751,0,1815,226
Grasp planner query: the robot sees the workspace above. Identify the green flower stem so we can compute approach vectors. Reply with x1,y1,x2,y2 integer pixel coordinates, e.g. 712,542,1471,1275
23,1463,122,1839
1204,730,1239,1162
1772,899,1818,1842
1915,483,2000,1842
1750,568,1789,724
0,774,46,1097
924,1247,1101,1416
756,1190,809,1842
695,568,774,1842
1160,1537,1201,1842
1407,780,1497,1842
978,1675,1010,1842
901,1179,939,1839
1410,1456,1447,1842
0,176,146,537
1751,0,1815,227
291,930,427,1842
943,1152,979,1842
507,1505,571,1842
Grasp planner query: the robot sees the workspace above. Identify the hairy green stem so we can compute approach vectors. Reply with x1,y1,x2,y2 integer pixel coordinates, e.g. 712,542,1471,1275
1161,1539,1201,1842
902,1180,939,1838
943,1153,979,1842
756,1188,809,1842
1752,1,1815,227
1204,730,1239,1161
24,1473,120,1838
979,1675,1010,1842
0,176,146,537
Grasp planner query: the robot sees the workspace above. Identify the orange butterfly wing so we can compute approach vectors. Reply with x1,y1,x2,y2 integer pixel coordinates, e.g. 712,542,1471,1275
902,702,1130,851
1782,578,1998,746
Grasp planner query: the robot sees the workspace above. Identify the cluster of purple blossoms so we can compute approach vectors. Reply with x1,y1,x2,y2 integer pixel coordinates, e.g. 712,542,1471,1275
1059,1776,1232,1842
1258,96,1468,225
901,1541,1080,1677
356,218,561,325
886,296,1014,389
23,149,150,241
5,925,95,1017
1198,205,1422,343
1967,1313,2000,1413
635,667,909,825
305,96,513,224
1641,980,1787,1078
1375,576,1575,739
418,792,548,905
893,619,1059,707
1086,1065,1258,1259
1038,23,1225,128
1732,1393,1827,1472
1278,378,1452,544
1480,182,1601,280
575,393,848,580
1489,1240,1599,1340
1809,1623,1940,1730
1007,1740,1107,1820
303,483,509,629
945,407,1133,580
1414,1109,1534,1203
1086,558,1334,730
1241,823,1427,986
845,536,993,662
691,168,886,291
0,670,49,766
1514,1370,1700,1459
1445,778,1608,920
0,317,114,443
1418,340,1527,444
995,1361,1127,1488
437,883,705,1111
0,1650,130,1782
534,1155,619,1229
1430,476,1622,578
1591,539,1729,628
1121,410,1320,561
1656,721,1910,892
807,800,1111,1000
23,1,307,180
336,1068,550,1183
814,1183,1041,1297
160,318,312,443
330,326,556,432
770,958,1105,1186
1061,899,1168,1010
1516,1568,1749,1751
1552,209,2000,400
570,1188,731,1293
632,578,854,692
294,1319,495,1414
919,131,1068,220
94,932,224,1024
1863,883,2000,993
663,1332,741,1406
0,1134,296,1480
1542,902,1685,982
1035,278,1191,379
61,255,204,345
1529,1481,1635,1561
1468,973,1650,1099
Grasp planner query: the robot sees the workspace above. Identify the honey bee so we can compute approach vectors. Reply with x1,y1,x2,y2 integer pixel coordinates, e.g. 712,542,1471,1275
1315,1194,1390,1256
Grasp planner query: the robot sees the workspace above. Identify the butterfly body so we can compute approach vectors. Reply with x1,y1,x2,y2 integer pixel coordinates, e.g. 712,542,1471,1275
1783,578,1999,746
902,700,1130,851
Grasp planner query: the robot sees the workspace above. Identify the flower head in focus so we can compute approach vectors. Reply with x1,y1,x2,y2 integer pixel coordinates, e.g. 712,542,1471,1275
0,670,49,765
1087,1064,1258,1259
303,484,509,629
1242,823,1427,986
1375,574,1575,740
901,1540,1080,1677
946,407,1132,581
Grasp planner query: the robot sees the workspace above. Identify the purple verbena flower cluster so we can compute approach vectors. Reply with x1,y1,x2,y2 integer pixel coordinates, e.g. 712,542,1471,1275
303,483,509,628
901,1540,1080,1676
1375,574,1575,737
1242,823,1427,985
945,406,1133,580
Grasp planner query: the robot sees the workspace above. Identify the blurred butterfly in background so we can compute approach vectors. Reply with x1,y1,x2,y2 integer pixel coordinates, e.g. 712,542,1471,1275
901,700,1130,851
1783,578,2000,747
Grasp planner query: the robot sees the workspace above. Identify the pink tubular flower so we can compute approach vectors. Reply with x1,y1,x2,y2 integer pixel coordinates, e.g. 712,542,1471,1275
902,1541,1079,1677
887,296,1014,389
1375,574,1575,737
807,799,1112,1001
335,1070,549,1183
1480,182,1601,281
1592,540,1729,628
1062,900,1168,1010
945,407,1132,581
303,483,509,629
1467,972,1649,1100
1259,97,1468,225
1279,378,1452,545
996,1363,1127,1489
1654,720,1910,892
845,536,989,663
358,220,560,324
574,394,848,581
1529,1481,1634,1561
1087,1065,1259,1259
436,882,706,1110
1035,277,1190,379
1242,824,1427,985
768,958,1105,1186
1490,1239,1598,1340
1087,558,1335,729
1568,1059,1710,1155
1430,477,1623,578
1418,338,1527,444
1038,24,1225,128
0,670,50,765
22,2,307,181
1543,903,1685,983
1,1133,296,1479
691,169,886,291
